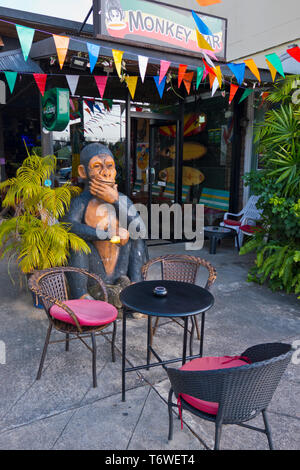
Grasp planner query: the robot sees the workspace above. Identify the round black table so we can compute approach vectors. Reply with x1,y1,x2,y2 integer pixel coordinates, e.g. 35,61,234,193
120,280,214,401
204,226,239,254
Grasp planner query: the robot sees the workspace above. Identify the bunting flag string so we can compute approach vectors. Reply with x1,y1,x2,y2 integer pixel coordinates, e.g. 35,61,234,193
211,77,220,96
16,24,35,62
265,53,285,79
239,88,254,104
112,49,124,78
183,71,194,94
244,59,261,82
154,75,167,99
227,63,246,86
138,55,148,83
125,76,138,99
214,65,222,88
53,35,70,69
208,72,215,89
87,43,100,74
94,75,108,99
196,66,205,89
178,64,188,87
229,83,239,104
196,29,215,52
33,73,47,96
159,60,171,85
192,10,213,36
4,71,17,94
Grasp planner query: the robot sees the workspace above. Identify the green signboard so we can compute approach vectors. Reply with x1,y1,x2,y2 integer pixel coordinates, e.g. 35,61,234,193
42,88,70,132
94,0,227,60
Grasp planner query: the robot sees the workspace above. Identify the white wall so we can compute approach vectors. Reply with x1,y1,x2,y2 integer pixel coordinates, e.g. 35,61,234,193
155,0,300,66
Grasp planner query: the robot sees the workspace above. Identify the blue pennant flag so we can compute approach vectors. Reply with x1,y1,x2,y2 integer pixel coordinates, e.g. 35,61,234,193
85,99,94,113
228,63,246,86
87,43,100,73
153,75,167,99
192,10,213,36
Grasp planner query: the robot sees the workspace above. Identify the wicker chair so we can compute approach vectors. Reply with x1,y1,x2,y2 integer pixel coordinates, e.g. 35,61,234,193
166,342,293,450
28,267,118,388
141,255,217,356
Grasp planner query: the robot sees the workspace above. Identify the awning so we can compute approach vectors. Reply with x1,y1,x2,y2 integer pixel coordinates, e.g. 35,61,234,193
0,48,43,73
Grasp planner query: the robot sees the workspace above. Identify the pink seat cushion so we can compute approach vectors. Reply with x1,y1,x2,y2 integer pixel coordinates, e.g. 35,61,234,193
50,299,118,327
224,219,241,227
179,355,251,415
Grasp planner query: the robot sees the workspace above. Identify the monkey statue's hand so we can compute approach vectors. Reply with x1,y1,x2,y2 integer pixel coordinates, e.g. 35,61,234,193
89,179,119,204
117,227,130,246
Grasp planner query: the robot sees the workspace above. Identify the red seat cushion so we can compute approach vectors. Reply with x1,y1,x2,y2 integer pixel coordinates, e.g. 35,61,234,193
224,219,241,227
179,355,251,416
50,299,118,327
240,224,262,234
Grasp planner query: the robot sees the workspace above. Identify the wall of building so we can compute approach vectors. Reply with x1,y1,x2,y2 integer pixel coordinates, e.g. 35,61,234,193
156,0,299,66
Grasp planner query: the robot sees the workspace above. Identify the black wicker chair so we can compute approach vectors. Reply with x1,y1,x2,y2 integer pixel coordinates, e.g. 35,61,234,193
166,343,293,450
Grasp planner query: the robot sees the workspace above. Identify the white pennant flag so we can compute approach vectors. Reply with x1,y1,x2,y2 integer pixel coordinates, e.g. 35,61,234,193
138,55,148,83
66,75,79,96
211,77,220,97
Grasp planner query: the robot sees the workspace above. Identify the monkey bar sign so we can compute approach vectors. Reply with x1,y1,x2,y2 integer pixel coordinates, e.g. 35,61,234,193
93,0,227,60
42,88,70,132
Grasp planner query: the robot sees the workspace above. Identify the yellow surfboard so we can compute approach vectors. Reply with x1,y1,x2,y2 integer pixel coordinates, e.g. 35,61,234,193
160,142,207,161
159,166,205,186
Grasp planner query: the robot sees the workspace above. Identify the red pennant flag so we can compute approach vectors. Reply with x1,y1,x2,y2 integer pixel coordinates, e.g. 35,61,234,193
33,73,47,96
203,59,216,77
287,46,300,63
178,64,187,88
183,72,194,94
94,76,108,99
229,84,239,104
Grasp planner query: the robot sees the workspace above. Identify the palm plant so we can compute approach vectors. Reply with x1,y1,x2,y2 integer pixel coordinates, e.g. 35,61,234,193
0,152,90,275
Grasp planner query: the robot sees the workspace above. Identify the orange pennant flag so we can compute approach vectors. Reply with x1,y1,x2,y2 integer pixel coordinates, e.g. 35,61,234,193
53,35,69,69
209,72,215,89
266,58,277,82
244,59,261,82
112,49,124,78
178,64,187,88
196,0,221,5
196,29,214,52
125,76,138,99
229,84,239,104
183,71,194,94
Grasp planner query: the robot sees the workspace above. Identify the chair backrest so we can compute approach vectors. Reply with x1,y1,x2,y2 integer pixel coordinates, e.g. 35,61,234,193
241,195,262,221
29,268,68,317
141,254,216,290
167,342,292,425
199,188,230,212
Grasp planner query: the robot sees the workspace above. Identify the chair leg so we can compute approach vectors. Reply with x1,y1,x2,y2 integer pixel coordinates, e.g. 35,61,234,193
65,333,70,351
91,332,97,388
214,422,223,450
152,316,160,336
168,388,174,441
189,317,195,357
111,321,117,363
37,323,52,380
262,409,274,450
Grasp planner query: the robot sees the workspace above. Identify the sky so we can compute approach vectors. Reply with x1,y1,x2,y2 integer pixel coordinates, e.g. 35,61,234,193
0,0,93,23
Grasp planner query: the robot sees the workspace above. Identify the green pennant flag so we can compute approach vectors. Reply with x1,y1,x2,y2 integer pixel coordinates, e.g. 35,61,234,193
196,66,204,89
4,71,17,94
16,24,35,61
239,88,254,104
265,53,285,78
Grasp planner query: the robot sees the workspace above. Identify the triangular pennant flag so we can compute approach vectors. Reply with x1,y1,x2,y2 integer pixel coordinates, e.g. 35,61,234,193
159,60,171,85
66,75,79,96
138,55,148,83
192,10,213,36
266,59,278,82
203,59,216,77
85,99,94,113
265,53,285,78
53,35,70,69
209,72,215,89
228,63,246,86
261,92,270,103
211,77,220,97
69,98,75,112
16,24,35,61
112,49,124,78
229,84,239,104
183,71,194,94
196,66,204,89
154,75,167,99
87,43,100,73
33,74,47,96
287,46,300,63
4,71,17,94
94,76,108,99
244,59,261,82
196,0,221,5
214,65,222,88
203,67,209,80
178,64,187,88
196,29,214,52
239,88,254,104
125,76,138,100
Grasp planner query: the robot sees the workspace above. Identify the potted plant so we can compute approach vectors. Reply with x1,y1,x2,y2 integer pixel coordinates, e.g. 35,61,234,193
0,151,90,305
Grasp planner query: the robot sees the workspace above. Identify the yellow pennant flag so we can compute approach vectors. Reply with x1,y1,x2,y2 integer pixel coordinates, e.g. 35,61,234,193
214,65,222,88
125,76,138,99
112,49,124,78
244,59,261,82
266,58,277,82
53,35,70,69
196,29,214,52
